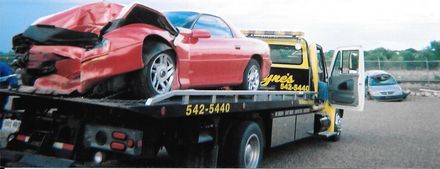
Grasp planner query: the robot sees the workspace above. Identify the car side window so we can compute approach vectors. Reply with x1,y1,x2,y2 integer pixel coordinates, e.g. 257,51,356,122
193,15,233,38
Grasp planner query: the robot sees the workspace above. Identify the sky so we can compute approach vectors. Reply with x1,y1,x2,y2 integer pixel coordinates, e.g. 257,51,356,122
1,0,440,52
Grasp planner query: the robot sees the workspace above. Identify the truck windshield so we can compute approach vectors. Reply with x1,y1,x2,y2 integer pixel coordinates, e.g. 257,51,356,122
269,44,303,64
368,74,397,86
165,11,199,29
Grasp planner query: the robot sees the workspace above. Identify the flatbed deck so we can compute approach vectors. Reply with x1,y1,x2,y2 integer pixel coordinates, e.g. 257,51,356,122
0,88,318,118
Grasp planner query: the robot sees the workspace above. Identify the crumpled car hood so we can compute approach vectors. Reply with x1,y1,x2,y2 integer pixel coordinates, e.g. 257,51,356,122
32,2,124,34
13,2,179,96
16,2,177,48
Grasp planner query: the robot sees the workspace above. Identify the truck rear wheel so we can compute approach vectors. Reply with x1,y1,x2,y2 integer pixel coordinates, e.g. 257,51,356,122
223,121,264,168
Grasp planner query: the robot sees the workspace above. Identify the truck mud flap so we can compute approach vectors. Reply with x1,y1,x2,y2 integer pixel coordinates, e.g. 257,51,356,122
1,149,74,167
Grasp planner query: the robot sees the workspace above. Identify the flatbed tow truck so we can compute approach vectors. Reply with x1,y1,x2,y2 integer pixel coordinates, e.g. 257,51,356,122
0,31,364,168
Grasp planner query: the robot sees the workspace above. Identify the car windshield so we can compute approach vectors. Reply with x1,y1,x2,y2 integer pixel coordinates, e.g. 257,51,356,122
165,11,199,29
368,74,397,86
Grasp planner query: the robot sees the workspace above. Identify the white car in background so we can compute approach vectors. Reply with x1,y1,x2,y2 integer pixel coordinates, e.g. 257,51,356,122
365,70,409,101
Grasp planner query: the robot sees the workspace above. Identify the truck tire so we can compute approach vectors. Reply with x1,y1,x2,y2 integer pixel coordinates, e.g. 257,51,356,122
328,110,343,141
240,59,260,91
132,43,175,99
223,121,264,168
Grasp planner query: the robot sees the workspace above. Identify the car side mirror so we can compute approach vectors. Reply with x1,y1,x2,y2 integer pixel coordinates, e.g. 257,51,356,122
192,29,211,39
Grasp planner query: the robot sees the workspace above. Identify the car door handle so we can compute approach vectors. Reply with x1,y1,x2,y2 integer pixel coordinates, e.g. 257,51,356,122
234,45,241,50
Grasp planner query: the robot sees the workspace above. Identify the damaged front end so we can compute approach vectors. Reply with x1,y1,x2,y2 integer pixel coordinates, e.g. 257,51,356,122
12,2,124,89
12,2,177,97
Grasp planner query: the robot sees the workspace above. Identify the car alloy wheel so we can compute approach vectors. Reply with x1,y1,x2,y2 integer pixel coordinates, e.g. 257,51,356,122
149,53,174,94
247,65,260,90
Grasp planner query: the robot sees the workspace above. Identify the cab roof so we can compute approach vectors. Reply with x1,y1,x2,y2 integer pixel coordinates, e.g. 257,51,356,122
241,30,304,46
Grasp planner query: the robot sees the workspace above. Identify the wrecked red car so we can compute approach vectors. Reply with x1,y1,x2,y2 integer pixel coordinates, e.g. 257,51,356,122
12,2,271,98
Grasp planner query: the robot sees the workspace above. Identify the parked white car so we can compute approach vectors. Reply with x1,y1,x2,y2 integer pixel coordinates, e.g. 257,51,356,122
365,70,409,101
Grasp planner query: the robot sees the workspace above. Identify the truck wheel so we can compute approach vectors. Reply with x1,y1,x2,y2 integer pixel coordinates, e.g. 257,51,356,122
240,59,260,91
328,110,343,141
224,121,264,168
132,45,175,99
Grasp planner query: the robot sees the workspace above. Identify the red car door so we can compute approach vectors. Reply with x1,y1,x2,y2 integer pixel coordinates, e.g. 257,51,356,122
188,15,246,87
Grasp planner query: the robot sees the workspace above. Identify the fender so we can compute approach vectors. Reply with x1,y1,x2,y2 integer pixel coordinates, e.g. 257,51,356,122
141,40,174,68
79,24,175,93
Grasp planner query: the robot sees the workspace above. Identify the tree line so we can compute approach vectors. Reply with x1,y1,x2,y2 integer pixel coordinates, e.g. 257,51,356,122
325,40,440,70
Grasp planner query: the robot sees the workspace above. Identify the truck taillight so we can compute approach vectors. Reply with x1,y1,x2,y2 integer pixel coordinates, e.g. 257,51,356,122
110,142,126,151
127,139,134,148
137,140,142,148
112,131,127,140
16,134,30,143
84,124,143,156
53,142,74,151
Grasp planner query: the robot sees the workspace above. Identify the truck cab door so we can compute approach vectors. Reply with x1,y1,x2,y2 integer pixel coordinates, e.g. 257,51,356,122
328,46,365,111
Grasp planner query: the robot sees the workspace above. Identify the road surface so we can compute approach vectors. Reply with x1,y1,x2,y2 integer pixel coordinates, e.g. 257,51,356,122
261,96,440,168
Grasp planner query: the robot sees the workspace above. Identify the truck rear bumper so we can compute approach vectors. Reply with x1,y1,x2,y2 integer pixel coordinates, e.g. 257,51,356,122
0,149,75,167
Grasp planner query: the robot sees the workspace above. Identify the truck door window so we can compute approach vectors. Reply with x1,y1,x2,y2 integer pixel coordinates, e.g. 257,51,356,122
316,46,326,81
269,44,303,64
332,50,359,76
331,51,342,76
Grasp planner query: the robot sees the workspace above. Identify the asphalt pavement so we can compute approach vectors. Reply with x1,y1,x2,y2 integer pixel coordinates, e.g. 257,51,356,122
261,96,440,168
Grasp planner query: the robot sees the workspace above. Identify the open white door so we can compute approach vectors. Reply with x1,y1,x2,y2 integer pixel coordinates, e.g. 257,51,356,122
328,46,365,111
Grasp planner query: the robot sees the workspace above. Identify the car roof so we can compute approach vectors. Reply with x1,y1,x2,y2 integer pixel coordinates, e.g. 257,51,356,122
166,11,200,15
365,70,391,77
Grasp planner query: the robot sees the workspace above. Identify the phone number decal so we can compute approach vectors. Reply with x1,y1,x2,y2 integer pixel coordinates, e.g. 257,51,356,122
185,103,231,116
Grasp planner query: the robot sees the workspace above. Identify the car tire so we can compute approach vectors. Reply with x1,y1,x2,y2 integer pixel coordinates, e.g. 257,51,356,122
223,121,264,168
328,110,343,141
240,59,260,91
132,42,175,99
